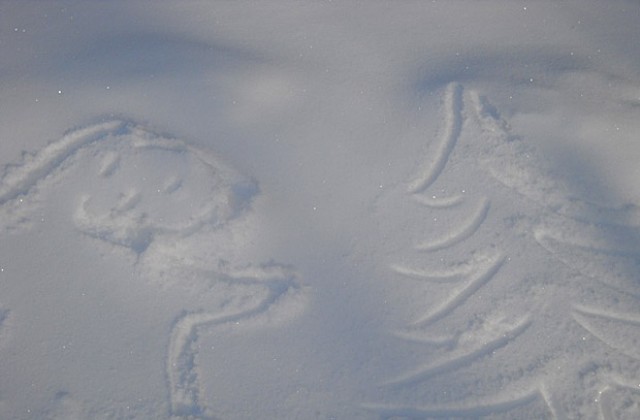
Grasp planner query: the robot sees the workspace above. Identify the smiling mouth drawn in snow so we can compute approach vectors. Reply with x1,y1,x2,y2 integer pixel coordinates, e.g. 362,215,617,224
0,120,305,418
366,83,640,419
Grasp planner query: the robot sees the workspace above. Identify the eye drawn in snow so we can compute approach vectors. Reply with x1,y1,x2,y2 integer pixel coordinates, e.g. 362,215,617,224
0,120,305,419
0,309,8,343
366,83,640,419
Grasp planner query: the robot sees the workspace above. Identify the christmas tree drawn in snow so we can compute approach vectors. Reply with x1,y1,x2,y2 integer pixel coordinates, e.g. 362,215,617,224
366,83,640,419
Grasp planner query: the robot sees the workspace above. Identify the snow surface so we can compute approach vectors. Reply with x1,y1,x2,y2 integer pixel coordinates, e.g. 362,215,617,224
1,1,640,419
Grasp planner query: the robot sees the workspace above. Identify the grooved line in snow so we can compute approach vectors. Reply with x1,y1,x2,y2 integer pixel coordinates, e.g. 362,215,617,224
417,197,490,251
540,384,566,420
598,378,640,420
365,387,542,418
167,271,299,417
534,229,640,258
390,262,472,283
412,253,506,327
573,304,640,326
0,120,126,205
408,82,464,194
98,151,120,177
413,194,464,209
572,305,640,361
386,317,531,386
1,119,306,418
392,330,459,347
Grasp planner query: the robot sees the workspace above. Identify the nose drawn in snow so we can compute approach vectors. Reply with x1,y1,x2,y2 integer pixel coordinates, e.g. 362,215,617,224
0,120,305,419
365,83,640,419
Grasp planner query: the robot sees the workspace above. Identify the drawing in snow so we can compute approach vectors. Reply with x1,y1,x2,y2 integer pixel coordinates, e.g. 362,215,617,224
0,120,305,418
365,82,640,419
1,82,639,419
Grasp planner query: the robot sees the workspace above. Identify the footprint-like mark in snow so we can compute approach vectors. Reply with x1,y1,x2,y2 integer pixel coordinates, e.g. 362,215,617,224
0,120,305,418
366,83,640,419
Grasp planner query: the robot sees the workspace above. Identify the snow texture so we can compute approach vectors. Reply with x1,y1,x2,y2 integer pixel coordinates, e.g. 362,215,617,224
1,1,640,419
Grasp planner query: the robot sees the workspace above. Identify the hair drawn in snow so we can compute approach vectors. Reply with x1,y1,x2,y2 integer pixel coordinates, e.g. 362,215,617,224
0,120,306,418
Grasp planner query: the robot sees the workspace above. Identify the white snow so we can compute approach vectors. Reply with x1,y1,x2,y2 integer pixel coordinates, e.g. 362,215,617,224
1,1,640,419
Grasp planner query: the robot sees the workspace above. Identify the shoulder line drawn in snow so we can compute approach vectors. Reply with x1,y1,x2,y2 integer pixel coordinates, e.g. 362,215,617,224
166,266,302,418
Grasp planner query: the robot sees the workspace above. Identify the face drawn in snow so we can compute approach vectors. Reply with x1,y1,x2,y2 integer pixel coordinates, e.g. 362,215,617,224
0,120,305,418
0,120,259,262
70,125,258,255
